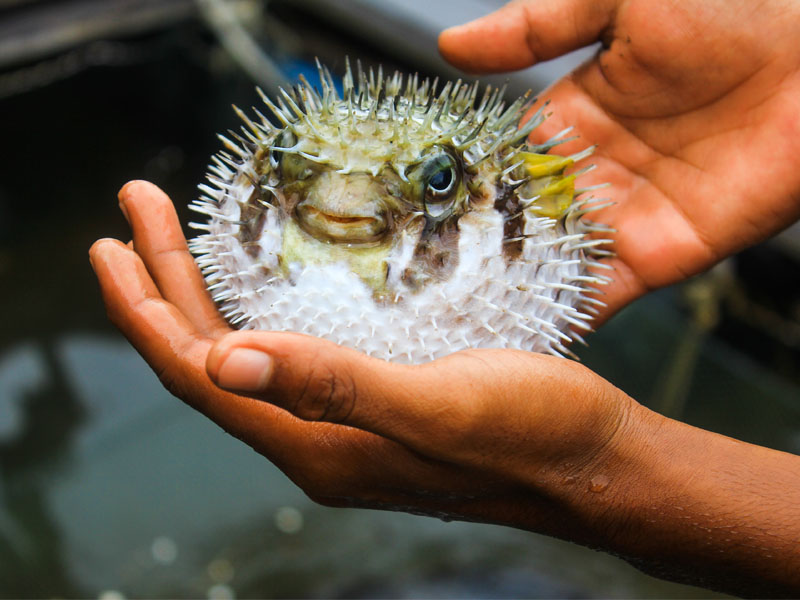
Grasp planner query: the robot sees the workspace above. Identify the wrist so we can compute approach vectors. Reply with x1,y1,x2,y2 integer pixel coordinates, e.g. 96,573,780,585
520,383,653,546
535,392,800,594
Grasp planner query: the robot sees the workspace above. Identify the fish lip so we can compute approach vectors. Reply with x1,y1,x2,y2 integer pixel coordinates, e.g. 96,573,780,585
295,204,389,244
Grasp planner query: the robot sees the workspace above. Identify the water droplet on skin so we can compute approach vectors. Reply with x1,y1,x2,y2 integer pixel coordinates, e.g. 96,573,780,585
588,474,610,493
562,475,577,485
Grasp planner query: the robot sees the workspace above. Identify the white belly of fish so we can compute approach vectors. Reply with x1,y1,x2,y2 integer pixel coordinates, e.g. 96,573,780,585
189,61,611,363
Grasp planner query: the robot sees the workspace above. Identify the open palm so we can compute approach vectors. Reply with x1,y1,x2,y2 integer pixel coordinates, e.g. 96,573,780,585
440,0,800,320
88,3,800,592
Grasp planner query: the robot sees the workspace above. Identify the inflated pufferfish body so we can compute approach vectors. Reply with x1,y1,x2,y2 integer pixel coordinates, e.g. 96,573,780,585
189,61,612,363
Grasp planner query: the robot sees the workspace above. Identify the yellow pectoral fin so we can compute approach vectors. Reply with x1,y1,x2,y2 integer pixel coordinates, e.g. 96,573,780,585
521,174,576,218
518,152,574,178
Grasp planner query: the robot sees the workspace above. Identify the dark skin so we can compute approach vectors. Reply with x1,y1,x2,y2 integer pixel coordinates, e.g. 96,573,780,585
90,0,800,595
439,0,800,324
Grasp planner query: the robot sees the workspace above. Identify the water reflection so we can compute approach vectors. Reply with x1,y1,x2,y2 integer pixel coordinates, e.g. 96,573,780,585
0,328,741,599
0,2,797,598
0,341,86,597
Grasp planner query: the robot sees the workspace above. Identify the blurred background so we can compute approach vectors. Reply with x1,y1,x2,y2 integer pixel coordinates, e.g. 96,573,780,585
0,0,798,598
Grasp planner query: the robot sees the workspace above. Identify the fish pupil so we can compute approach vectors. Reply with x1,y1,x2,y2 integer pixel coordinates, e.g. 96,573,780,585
428,169,453,192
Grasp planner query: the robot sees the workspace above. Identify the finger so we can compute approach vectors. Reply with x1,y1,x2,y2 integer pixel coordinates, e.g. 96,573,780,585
89,238,347,462
88,239,487,502
90,237,280,428
205,330,507,460
438,0,615,73
90,237,213,374
118,180,230,338
204,330,627,484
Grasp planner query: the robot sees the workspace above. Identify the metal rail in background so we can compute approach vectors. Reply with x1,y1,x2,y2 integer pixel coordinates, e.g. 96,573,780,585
0,0,597,91
0,0,289,98
288,0,597,98
196,0,288,92
0,0,196,69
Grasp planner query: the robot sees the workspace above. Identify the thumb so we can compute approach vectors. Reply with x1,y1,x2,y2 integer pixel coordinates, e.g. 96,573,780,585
205,331,487,455
439,0,616,73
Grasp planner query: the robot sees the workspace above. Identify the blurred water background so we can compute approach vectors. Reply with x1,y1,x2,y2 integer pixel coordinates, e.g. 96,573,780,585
0,0,798,598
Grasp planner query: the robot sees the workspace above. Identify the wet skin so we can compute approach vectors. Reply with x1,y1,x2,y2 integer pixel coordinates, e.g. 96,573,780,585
92,180,800,597
91,0,800,595
439,0,800,326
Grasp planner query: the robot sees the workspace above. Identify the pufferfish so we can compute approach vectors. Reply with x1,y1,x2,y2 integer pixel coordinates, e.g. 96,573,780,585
189,60,612,363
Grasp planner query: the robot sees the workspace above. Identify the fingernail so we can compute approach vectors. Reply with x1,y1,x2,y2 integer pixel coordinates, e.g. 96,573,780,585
88,239,112,272
216,348,273,392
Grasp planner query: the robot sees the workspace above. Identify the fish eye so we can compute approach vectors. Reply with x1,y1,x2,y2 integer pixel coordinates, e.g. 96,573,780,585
420,150,461,220
427,167,454,196
423,152,459,203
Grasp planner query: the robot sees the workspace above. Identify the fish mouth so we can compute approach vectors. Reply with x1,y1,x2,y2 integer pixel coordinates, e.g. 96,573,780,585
296,204,388,244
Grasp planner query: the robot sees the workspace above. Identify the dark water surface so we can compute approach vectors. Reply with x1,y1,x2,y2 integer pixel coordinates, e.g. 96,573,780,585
1,16,798,600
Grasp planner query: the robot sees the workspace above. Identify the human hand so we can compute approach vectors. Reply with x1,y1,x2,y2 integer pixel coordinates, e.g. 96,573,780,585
90,181,800,595
89,180,639,539
440,0,800,322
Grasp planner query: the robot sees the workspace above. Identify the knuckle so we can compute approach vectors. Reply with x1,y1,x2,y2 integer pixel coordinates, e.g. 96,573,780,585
150,334,208,403
154,362,184,399
103,298,130,333
290,360,357,424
